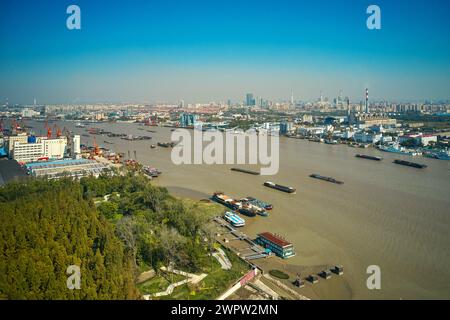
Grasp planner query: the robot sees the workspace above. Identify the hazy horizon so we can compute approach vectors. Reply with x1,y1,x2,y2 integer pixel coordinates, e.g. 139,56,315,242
1,0,449,104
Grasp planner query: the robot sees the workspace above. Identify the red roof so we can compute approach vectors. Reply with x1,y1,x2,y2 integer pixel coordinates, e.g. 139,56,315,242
258,232,292,248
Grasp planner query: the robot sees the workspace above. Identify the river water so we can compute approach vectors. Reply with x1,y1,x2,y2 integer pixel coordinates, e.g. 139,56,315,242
23,120,450,299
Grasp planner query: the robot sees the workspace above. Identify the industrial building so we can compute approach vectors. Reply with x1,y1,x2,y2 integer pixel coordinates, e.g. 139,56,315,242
255,232,296,259
7,134,81,163
24,158,109,180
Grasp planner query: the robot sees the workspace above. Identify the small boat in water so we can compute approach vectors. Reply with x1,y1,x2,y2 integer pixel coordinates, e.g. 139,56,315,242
355,154,382,161
263,181,296,193
150,144,156,149
393,159,427,169
231,168,260,175
309,174,344,185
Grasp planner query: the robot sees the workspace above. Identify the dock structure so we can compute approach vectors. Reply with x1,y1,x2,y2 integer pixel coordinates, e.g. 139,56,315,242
255,232,296,259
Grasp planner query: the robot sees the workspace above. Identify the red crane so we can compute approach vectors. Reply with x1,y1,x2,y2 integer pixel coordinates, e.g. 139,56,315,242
53,124,62,138
93,137,100,155
44,120,52,139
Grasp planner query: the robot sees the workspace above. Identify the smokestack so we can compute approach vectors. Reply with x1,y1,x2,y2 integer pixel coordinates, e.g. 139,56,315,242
365,88,369,113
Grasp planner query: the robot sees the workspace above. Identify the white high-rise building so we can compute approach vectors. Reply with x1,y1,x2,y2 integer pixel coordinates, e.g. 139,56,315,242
72,135,81,159
11,136,68,163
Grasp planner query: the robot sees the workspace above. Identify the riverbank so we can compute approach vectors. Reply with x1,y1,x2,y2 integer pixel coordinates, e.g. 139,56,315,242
12,120,450,299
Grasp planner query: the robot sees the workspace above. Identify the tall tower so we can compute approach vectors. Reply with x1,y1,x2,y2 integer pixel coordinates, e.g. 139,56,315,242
290,90,294,105
365,88,369,113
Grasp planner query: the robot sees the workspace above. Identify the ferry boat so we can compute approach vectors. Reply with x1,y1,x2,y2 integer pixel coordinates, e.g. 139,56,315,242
309,174,344,185
211,192,242,210
263,181,296,193
223,212,245,227
393,159,427,169
355,154,382,161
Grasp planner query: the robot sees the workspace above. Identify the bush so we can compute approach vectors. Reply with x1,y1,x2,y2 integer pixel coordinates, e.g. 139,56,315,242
269,270,289,280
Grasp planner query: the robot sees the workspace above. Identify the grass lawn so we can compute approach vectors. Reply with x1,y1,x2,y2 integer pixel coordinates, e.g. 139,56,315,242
137,272,186,295
155,247,251,300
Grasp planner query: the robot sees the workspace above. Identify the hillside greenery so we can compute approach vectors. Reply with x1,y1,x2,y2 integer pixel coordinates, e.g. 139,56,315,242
0,170,224,299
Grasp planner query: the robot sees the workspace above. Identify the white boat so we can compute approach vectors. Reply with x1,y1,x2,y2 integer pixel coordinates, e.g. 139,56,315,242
223,211,245,227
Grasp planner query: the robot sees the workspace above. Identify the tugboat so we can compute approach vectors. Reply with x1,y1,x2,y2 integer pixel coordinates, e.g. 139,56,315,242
244,196,273,210
240,198,267,217
238,204,258,217
263,181,296,193
393,159,427,169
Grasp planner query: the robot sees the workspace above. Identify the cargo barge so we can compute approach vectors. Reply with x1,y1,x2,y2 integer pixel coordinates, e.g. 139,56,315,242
309,174,344,185
211,192,242,211
230,167,260,175
355,154,382,161
393,159,427,169
263,181,296,193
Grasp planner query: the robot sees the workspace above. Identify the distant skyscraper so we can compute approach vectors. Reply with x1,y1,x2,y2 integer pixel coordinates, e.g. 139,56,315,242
246,93,255,107
290,90,294,105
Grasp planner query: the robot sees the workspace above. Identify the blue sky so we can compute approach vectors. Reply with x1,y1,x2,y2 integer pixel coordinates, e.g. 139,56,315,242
0,0,449,104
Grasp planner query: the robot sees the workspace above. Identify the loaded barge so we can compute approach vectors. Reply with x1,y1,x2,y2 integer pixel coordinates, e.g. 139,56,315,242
310,174,344,185
355,154,382,161
230,167,260,175
263,181,296,194
393,159,427,169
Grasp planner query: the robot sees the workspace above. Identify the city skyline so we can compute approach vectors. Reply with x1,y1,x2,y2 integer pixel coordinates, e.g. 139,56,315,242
1,0,449,104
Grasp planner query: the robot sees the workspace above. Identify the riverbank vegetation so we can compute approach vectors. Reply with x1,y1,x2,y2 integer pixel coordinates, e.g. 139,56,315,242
0,170,240,299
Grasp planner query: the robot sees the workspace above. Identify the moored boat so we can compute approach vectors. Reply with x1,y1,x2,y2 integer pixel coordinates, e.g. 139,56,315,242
223,212,245,227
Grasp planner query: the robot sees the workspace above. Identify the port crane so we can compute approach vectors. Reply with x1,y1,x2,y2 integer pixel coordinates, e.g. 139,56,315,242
53,124,62,138
92,136,100,156
44,120,52,139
